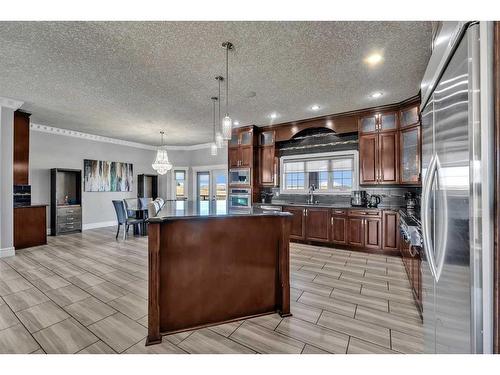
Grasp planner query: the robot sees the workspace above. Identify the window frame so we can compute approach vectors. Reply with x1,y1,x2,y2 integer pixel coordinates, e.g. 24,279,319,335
279,150,359,195
171,167,189,200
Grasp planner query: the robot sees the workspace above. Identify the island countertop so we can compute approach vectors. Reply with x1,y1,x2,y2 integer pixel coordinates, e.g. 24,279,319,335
147,200,291,222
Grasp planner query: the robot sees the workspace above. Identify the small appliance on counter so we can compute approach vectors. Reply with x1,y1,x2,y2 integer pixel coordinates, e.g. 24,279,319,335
260,191,273,204
13,184,31,207
404,192,418,209
350,190,367,207
367,194,381,208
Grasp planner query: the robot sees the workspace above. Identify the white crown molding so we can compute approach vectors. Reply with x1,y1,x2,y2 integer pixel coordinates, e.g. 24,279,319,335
0,96,24,110
30,123,213,151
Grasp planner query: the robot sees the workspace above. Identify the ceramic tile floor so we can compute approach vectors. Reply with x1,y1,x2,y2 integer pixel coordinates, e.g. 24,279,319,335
0,227,423,354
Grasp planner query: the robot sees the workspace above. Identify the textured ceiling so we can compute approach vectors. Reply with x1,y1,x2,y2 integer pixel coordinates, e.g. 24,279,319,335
0,21,433,146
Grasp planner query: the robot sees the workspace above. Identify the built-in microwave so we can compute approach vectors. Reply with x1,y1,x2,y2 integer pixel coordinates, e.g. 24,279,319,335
228,188,252,208
229,168,251,186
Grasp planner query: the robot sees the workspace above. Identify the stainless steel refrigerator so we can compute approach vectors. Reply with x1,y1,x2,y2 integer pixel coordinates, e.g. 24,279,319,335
420,21,494,354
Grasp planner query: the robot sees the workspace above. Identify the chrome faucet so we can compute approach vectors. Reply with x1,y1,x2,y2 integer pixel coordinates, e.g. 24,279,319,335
307,184,316,204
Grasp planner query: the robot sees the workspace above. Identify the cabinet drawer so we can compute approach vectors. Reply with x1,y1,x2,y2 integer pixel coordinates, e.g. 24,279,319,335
331,209,347,216
57,206,81,217
57,214,82,224
348,209,381,217
57,222,81,233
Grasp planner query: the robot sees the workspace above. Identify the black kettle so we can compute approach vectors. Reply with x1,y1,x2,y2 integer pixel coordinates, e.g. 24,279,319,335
367,194,381,208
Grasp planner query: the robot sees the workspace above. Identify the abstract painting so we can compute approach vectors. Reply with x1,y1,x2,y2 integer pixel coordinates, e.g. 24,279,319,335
84,159,133,192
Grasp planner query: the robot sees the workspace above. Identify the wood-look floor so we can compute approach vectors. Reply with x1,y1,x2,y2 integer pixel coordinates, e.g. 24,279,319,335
0,227,423,354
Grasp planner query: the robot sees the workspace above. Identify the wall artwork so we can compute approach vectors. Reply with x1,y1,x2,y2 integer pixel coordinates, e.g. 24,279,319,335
84,159,133,192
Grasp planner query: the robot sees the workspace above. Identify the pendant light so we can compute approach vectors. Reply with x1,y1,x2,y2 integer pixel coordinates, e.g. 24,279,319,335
215,75,224,148
221,41,234,140
152,131,172,175
210,96,218,156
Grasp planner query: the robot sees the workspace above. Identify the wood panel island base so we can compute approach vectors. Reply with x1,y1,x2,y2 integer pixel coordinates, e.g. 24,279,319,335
146,202,292,346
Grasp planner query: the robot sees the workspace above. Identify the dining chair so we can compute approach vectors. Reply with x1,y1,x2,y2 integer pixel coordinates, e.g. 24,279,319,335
112,200,144,240
123,198,139,218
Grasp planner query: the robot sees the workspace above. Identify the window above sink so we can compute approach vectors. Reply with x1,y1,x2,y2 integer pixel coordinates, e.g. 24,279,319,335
279,150,359,195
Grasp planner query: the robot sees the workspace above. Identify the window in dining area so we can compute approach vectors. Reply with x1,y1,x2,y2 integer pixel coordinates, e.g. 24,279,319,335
174,170,186,198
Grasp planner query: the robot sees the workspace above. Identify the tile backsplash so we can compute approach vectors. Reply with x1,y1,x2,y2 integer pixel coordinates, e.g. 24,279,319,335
261,186,421,208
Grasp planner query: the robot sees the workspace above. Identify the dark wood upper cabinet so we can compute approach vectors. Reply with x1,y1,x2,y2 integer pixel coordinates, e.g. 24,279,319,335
259,146,275,186
259,131,274,146
359,134,378,184
331,213,347,245
305,208,330,243
239,146,253,168
347,217,364,247
400,125,421,184
228,127,256,169
379,111,398,132
364,217,382,250
228,148,240,168
400,105,420,128
378,131,399,184
382,210,399,250
359,114,378,134
240,130,253,146
283,206,305,240
13,111,31,185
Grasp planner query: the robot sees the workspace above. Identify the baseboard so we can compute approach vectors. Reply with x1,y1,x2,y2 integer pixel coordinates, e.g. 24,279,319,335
82,221,116,231
46,221,117,236
0,247,15,258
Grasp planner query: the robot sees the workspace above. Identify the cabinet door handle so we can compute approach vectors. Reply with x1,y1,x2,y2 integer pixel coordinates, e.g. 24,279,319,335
303,209,306,217
331,217,333,225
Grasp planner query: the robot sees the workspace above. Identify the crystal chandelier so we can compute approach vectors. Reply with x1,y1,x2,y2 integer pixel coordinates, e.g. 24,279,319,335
210,97,218,156
152,131,172,175
221,41,233,140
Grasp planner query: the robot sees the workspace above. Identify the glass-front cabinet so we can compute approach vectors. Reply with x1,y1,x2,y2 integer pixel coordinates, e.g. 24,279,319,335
239,130,253,146
359,115,377,133
379,112,397,132
400,105,420,128
400,125,421,184
359,111,398,133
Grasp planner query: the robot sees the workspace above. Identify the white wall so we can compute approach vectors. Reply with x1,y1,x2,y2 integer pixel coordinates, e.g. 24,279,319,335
30,130,159,228
29,130,229,228
0,107,14,256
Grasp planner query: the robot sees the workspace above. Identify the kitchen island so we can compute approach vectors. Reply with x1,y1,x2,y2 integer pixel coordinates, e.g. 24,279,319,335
145,200,292,345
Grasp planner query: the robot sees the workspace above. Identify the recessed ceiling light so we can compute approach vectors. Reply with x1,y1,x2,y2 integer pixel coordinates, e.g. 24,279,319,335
269,113,278,119
311,104,320,111
233,121,240,126
365,53,383,66
370,92,383,99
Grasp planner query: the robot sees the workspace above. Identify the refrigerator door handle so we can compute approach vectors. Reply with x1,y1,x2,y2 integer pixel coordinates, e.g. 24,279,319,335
422,153,439,280
433,156,448,282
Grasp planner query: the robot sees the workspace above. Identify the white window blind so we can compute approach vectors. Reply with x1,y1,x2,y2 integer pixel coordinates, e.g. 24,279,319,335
280,151,358,194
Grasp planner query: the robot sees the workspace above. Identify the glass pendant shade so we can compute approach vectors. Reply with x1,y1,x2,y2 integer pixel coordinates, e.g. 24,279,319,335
215,131,224,148
152,132,172,175
222,114,232,140
210,142,218,156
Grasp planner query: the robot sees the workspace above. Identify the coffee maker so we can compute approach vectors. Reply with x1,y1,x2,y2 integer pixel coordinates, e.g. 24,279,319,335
350,190,367,207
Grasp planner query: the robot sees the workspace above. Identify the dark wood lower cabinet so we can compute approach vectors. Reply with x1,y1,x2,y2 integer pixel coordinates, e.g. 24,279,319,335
382,210,399,250
364,217,381,249
283,206,305,240
400,232,422,315
14,205,48,250
331,215,347,245
305,208,330,243
284,206,399,255
347,217,364,247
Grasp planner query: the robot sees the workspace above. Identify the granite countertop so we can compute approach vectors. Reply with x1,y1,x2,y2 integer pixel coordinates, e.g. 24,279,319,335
261,200,404,211
148,200,291,222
